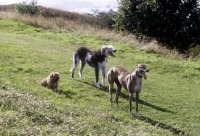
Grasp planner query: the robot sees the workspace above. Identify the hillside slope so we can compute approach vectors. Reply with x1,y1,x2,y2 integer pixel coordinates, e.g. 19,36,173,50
0,19,200,135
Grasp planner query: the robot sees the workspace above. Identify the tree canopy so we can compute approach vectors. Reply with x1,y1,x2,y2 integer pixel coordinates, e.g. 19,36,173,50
114,0,200,52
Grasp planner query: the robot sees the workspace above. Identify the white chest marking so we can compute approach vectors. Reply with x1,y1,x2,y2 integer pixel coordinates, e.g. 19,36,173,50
98,59,107,68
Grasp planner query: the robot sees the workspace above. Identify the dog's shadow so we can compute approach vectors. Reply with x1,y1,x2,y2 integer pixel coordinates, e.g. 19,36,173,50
55,89,76,99
77,80,173,113
111,90,184,135
55,81,185,135
76,80,108,91
110,88,174,114
136,115,187,135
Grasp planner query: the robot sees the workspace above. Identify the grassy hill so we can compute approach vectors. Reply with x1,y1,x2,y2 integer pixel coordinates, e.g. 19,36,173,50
0,12,200,135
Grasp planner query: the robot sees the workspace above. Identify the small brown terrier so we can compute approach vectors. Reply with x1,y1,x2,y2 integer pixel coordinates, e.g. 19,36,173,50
40,72,60,91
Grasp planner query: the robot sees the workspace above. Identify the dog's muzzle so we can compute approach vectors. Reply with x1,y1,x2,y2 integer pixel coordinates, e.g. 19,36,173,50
143,69,149,80
137,69,149,79
108,50,116,57
108,50,117,57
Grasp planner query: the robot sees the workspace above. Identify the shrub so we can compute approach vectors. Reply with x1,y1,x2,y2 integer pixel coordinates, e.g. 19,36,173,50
15,0,40,16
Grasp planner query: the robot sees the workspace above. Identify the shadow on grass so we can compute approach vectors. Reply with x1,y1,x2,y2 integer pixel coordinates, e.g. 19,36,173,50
59,80,186,135
138,99,174,113
137,115,188,136
77,80,108,91
109,89,174,114
77,80,173,113
56,89,76,99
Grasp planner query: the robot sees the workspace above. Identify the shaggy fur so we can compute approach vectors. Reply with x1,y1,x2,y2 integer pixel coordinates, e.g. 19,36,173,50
107,64,149,116
40,72,60,91
70,45,116,88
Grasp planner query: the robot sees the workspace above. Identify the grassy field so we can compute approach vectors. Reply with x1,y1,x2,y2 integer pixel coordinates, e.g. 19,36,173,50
0,18,200,136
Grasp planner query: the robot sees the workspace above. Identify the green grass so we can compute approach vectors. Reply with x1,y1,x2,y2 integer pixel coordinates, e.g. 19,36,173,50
0,19,200,135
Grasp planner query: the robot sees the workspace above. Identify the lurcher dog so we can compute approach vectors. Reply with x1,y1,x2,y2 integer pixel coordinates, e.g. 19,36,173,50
70,45,116,88
107,64,149,116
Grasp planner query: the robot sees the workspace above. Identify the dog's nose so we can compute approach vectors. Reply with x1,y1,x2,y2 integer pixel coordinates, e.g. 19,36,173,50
113,50,117,52
146,69,149,72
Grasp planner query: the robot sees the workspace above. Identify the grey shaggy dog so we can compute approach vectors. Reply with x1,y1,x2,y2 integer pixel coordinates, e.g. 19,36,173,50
70,45,116,88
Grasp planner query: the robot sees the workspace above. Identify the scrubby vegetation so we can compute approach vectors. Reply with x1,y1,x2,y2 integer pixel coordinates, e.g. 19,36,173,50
15,0,40,15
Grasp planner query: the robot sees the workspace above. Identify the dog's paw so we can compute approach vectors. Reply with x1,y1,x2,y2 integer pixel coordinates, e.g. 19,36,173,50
102,83,106,87
95,83,100,88
78,71,85,79
135,112,140,117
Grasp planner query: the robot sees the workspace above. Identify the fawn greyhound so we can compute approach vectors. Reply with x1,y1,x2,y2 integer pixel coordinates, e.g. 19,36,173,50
107,64,149,116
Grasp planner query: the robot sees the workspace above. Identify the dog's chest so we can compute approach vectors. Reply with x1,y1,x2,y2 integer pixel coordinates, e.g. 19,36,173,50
98,59,107,68
133,78,142,91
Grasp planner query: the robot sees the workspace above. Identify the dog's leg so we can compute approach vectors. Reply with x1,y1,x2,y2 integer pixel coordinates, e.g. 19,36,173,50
135,92,140,116
129,92,133,115
107,69,114,106
79,60,86,79
94,67,100,88
70,53,79,79
101,67,106,87
54,82,58,91
108,83,113,106
115,79,121,107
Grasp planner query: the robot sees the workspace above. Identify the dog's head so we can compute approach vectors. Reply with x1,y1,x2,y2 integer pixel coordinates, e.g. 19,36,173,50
136,64,149,80
101,45,116,57
50,72,60,81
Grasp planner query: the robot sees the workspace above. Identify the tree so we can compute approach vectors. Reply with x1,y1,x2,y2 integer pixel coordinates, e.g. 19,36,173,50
92,9,116,29
114,0,200,52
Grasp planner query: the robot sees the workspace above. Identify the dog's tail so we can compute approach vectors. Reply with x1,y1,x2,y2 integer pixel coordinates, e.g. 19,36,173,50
70,52,78,72
107,68,113,83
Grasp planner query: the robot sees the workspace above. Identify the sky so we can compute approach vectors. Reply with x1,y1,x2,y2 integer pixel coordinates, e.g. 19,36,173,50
0,0,119,14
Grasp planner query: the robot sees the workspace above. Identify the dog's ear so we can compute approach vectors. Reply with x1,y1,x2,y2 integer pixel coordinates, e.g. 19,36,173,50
101,48,105,55
50,73,56,78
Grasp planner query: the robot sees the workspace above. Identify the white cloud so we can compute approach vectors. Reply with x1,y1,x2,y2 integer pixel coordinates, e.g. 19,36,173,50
0,0,22,5
0,0,119,13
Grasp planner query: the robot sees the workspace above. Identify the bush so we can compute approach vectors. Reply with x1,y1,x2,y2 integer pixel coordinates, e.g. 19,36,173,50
15,0,40,16
114,0,200,52
92,9,116,29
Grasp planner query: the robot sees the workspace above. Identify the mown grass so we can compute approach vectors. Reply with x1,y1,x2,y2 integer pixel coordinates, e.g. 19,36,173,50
0,18,200,136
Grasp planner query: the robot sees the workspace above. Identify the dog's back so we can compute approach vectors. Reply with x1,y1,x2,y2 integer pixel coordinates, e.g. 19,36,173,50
108,66,130,80
74,46,92,59
107,66,131,89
